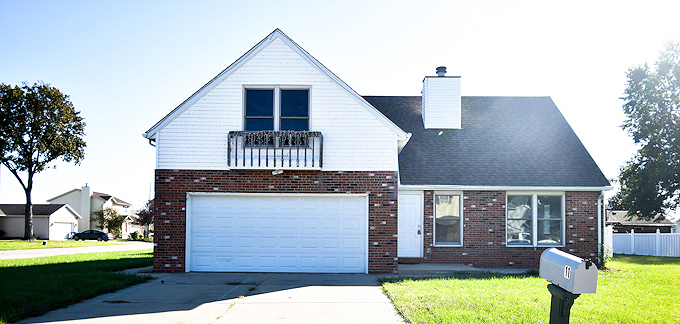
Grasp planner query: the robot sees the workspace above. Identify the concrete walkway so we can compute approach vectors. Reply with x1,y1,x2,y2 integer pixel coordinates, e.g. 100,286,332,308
0,241,153,260
18,272,406,324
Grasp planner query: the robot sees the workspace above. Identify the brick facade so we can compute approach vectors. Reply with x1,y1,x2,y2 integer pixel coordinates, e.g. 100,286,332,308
153,169,399,273
400,190,601,268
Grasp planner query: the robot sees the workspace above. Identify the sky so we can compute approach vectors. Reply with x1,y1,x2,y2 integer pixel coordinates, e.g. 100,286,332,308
1,0,679,218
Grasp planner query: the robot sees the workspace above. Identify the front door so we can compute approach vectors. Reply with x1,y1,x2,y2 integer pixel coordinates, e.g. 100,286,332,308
398,192,423,258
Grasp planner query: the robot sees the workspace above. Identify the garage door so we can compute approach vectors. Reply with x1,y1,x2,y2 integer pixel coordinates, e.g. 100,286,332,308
51,222,74,240
188,195,367,273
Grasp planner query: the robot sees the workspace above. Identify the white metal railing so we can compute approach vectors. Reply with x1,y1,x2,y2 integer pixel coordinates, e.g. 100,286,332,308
227,131,323,169
612,229,680,257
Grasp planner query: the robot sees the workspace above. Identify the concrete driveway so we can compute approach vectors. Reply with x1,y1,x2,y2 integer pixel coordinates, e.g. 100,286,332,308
18,272,405,324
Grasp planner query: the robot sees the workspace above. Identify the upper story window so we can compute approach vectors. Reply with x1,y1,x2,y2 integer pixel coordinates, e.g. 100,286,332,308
434,193,463,246
506,193,564,247
245,87,309,131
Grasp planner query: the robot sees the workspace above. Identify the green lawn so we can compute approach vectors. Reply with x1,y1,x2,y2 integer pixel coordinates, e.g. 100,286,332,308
382,255,680,324
0,250,153,324
0,239,118,250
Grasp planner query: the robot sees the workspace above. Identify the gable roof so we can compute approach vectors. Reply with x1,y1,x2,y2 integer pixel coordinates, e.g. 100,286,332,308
365,96,610,188
606,210,674,226
144,28,407,141
0,204,81,219
46,188,80,202
48,188,131,206
92,192,131,206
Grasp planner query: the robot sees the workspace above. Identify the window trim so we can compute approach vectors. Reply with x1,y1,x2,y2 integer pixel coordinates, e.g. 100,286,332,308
506,191,565,247
243,85,311,131
433,191,464,247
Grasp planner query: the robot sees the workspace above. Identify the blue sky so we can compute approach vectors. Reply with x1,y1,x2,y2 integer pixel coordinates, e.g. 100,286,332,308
1,0,679,212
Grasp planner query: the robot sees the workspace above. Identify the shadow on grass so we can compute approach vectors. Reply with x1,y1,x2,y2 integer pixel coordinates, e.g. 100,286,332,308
378,269,540,284
0,254,153,323
612,254,680,266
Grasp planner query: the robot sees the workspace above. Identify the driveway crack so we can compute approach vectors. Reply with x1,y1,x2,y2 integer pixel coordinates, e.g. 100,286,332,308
210,274,273,323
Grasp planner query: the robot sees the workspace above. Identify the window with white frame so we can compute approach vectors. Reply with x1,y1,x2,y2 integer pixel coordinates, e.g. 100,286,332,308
244,88,309,131
434,193,463,246
506,193,564,246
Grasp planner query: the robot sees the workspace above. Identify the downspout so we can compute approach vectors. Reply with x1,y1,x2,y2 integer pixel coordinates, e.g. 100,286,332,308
597,190,604,263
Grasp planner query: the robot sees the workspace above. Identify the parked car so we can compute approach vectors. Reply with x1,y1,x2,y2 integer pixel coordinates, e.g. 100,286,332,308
71,230,114,241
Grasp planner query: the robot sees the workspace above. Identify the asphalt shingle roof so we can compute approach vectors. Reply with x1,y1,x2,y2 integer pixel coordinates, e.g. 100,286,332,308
606,211,674,226
364,96,610,187
93,192,131,206
0,204,66,216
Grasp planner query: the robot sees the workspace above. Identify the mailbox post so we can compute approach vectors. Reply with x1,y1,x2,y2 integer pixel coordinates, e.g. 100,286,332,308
540,248,598,324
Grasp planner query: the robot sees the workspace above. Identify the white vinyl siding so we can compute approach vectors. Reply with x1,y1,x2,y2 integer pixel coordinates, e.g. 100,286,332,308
156,38,397,171
422,76,461,129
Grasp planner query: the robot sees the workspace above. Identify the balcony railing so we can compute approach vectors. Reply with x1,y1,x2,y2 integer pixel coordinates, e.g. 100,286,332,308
227,131,323,169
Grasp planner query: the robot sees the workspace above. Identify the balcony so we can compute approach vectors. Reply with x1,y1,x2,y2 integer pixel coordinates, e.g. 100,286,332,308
227,131,323,169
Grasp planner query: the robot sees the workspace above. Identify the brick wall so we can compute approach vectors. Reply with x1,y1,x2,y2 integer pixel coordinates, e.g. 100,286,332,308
153,169,399,273
408,190,600,268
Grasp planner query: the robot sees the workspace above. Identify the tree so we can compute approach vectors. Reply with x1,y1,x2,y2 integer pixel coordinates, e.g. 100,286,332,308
611,41,680,220
0,82,86,240
134,199,154,238
92,208,126,238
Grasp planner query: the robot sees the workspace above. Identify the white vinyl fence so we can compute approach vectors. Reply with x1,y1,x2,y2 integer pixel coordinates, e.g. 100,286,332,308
603,225,614,258
612,229,680,257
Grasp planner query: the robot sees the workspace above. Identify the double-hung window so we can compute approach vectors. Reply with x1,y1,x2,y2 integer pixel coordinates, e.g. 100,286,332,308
506,193,564,247
434,193,463,246
244,87,309,131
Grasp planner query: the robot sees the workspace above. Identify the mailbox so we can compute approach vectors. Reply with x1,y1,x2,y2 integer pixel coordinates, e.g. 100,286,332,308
540,248,598,294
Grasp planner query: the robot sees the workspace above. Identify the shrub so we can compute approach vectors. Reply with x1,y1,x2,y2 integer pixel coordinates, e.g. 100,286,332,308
129,231,141,241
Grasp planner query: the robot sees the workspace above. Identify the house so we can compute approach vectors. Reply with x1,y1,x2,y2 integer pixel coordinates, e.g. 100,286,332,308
606,210,675,233
143,29,610,274
121,212,146,239
47,185,132,232
0,204,80,240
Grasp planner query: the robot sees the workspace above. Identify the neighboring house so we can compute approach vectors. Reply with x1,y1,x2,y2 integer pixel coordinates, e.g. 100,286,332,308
121,212,145,239
143,29,610,274
606,210,675,233
0,204,80,240
47,185,132,232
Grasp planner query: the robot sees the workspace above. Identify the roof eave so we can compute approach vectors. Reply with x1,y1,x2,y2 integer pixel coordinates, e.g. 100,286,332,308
61,204,83,219
144,29,281,140
46,188,80,202
398,185,614,191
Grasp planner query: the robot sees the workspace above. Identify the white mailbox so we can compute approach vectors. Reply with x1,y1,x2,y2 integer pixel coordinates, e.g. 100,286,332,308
539,248,598,294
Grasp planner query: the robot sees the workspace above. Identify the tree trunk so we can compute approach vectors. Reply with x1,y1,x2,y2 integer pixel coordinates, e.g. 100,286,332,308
23,187,34,240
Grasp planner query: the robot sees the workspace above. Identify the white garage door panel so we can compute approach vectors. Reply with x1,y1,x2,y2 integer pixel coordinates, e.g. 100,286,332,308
51,222,74,240
189,195,367,273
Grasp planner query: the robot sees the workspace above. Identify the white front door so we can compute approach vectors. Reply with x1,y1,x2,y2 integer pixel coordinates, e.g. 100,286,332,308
187,194,368,273
398,193,423,258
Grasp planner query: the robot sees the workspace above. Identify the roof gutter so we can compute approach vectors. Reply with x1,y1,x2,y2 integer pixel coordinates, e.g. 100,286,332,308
598,190,604,265
397,133,412,153
398,185,614,192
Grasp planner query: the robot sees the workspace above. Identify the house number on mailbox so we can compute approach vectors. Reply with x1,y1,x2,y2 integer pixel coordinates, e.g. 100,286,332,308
564,265,571,280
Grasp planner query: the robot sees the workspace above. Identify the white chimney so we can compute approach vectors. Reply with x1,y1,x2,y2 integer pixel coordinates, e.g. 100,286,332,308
422,66,461,129
79,185,91,231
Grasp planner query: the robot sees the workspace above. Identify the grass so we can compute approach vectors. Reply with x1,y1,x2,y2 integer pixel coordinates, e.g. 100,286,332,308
0,239,119,250
0,250,153,324
382,255,680,324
